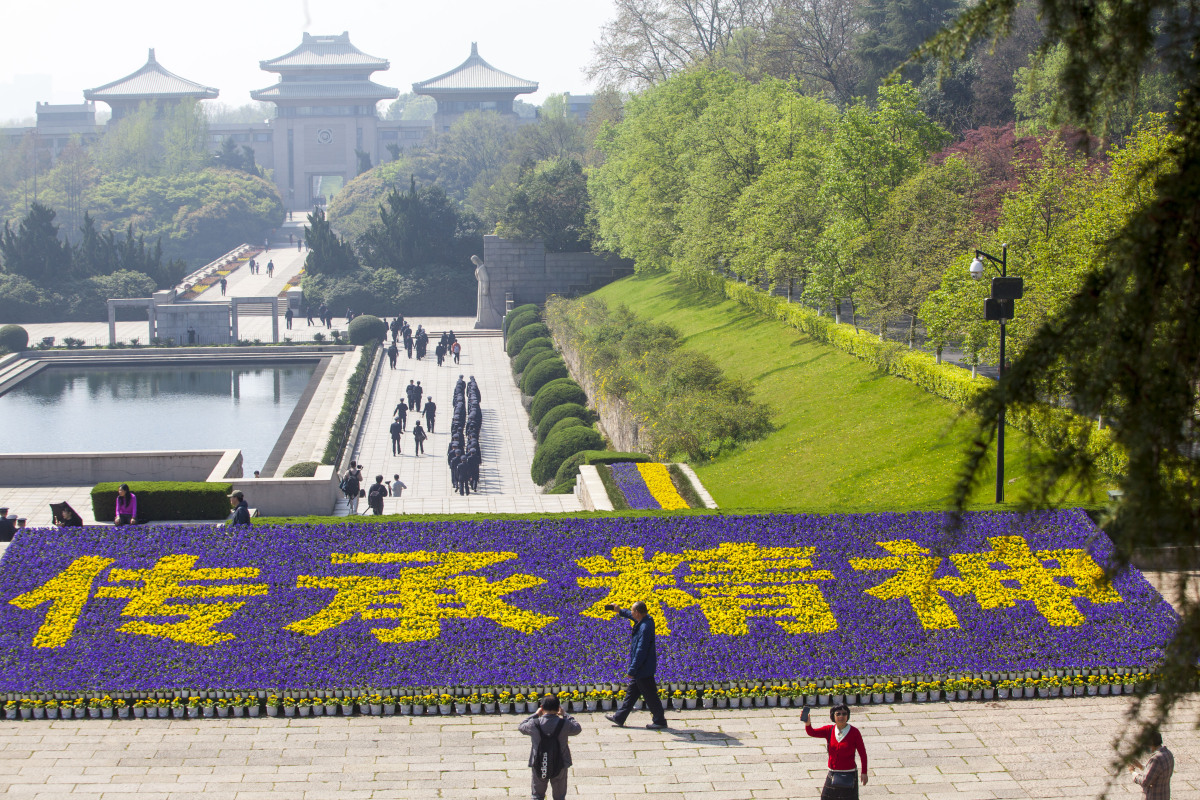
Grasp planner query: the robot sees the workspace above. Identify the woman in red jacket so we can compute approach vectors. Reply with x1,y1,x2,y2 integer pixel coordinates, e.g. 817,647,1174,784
804,703,868,798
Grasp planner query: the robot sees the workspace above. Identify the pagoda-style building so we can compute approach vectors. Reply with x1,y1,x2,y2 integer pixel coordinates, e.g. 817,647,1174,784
84,49,218,121
253,32,399,210
413,43,538,132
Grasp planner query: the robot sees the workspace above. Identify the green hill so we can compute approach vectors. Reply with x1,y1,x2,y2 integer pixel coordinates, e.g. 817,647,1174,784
590,272,1106,511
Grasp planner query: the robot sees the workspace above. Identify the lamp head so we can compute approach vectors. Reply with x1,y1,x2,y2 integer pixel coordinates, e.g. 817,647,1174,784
969,256,985,281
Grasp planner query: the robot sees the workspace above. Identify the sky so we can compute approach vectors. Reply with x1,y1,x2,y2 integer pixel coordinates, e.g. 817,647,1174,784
0,0,614,122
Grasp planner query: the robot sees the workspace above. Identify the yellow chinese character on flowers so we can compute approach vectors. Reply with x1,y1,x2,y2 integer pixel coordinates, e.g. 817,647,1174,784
681,543,837,635
96,554,269,645
851,536,1122,629
10,556,114,648
286,551,555,643
849,540,967,629
10,554,268,648
576,546,698,634
577,544,837,635
950,535,1121,626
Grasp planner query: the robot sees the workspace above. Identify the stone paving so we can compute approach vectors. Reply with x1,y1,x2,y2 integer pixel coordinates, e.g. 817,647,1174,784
344,328,583,515
0,695,1195,799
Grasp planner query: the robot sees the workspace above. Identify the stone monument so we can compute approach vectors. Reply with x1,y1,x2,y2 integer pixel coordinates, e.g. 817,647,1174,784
472,254,503,329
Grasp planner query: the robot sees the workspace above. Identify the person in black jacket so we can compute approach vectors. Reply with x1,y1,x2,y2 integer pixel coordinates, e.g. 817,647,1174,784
519,695,581,800
604,600,667,729
229,491,251,526
424,397,437,433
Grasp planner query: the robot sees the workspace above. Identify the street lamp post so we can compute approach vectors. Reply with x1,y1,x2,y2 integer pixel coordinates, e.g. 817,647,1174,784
969,245,1022,504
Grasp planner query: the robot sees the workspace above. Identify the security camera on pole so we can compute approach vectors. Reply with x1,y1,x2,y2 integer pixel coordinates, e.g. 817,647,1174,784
969,244,1023,504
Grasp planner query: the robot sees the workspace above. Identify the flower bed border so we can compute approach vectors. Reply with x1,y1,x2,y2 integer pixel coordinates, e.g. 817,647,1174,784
1,669,1170,721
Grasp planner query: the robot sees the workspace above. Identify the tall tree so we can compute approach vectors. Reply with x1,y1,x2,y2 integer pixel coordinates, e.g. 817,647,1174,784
760,0,866,103
356,180,482,271
495,158,593,252
854,0,961,92
303,208,360,276
0,203,72,284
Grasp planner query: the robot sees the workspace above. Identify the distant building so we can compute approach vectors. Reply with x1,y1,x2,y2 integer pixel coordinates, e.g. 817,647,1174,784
565,94,595,121
1,38,589,213
413,43,538,133
84,49,218,121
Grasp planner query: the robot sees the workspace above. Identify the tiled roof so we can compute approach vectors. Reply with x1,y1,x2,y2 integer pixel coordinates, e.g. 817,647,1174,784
250,80,399,102
413,43,537,94
84,49,218,101
261,32,389,70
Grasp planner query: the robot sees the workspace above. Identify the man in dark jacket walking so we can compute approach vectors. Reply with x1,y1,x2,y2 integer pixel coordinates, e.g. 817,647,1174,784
519,695,581,800
412,421,427,455
604,600,667,729
423,397,436,433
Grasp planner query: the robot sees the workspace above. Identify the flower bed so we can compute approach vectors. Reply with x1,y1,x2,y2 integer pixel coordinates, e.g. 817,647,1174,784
0,510,1176,705
608,462,694,509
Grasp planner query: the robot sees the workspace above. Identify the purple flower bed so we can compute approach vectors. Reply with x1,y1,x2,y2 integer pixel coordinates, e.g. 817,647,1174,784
610,462,659,509
0,509,1175,693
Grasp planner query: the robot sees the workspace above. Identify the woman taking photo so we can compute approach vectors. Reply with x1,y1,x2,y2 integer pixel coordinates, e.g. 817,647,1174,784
803,703,868,798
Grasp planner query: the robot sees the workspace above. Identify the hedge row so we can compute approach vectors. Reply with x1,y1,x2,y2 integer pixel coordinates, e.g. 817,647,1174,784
90,481,233,523
321,342,380,464
701,273,1126,476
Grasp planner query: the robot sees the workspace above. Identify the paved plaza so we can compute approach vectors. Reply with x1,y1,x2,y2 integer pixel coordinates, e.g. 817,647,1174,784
0,694,1195,799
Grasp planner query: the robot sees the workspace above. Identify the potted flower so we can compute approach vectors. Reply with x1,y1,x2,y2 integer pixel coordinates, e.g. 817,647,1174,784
399,695,414,716
44,699,60,720
340,697,355,716
282,696,297,717
31,699,45,720
438,694,454,715
99,696,116,719
297,698,312,717
684,689,699,710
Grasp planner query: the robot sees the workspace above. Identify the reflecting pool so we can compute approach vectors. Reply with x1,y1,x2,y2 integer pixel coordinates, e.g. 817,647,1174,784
0,364,316,472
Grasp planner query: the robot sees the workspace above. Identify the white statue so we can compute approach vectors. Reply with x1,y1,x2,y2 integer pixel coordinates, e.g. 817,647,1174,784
471,254,501,329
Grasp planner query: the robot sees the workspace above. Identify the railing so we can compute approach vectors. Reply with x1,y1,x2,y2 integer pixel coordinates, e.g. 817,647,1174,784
174,243,258,294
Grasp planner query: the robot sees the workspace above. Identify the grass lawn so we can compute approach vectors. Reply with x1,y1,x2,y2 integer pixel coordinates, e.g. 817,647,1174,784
590,272,1108,511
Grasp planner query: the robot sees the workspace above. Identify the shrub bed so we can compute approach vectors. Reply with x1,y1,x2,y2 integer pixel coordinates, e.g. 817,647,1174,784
530,379,588,425
531,426,604,484
0,324,28,353
347,315,386,345
503,304,539,334
90,481,233,522
322,342,380,464
282,462,320,478
538,403,597,444
520,357,568,397
512,340,554,374
503,309,539,338
506,323,551,357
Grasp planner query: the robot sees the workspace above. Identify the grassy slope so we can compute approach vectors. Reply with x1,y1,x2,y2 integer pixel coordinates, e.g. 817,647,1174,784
591,272,1105,511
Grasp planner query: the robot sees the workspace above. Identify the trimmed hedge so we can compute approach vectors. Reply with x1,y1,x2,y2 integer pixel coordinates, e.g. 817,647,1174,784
531,378,587,425
503,309,540,338
531,426,604,484
0,324,28,353
322,341,379,464
704,273,1126,476
520,357,568,396
347,314,386,345
91,481,233,523
282,461,320,478
512,342,554,375
548,416,587,441
503,304,539,334
506,323,551,357
537,403,597,444
519,348,561,379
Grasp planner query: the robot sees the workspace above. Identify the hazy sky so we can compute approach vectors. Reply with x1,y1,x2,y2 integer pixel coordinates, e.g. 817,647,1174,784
0,0,614,122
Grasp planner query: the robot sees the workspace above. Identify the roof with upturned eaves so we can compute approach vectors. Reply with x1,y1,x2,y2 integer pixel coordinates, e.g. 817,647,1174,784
412,43,537,95
84,49,218,101
251,80,399,102
260,31,389,71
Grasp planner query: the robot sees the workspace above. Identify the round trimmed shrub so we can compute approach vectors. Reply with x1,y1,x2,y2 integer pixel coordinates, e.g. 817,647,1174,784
537,403,596,444
553,450,592,488
0,324,29,353
520,357,567,396
531,378,587,425
347,314,386,345
282,461,320,478
519,349,559,380
548,416,587,440
506,323,550,357
503,304,539,334
512,342,553,374
503,309,539,338
531,425,604,485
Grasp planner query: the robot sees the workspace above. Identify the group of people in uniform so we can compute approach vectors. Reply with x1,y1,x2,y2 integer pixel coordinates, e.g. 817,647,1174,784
447,375,482,495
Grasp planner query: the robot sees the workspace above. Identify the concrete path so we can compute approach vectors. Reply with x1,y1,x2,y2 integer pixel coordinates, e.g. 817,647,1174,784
0,695,1195,799
345,330,583,515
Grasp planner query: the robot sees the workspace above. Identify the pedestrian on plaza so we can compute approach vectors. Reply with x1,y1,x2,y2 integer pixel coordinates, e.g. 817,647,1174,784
340,462,361,508
424,397,437,433
412,421,427,455
394,399,408,433
1129,731,1174,799
803,703,869,799
229,491,251,526
452,340,461,364
603,601,668,729
366,475,388,515
220,277,227,296
289,234,294,248
391,473,407,500
435,341,446,366
346,307,354,323
305,304,314,326
114,484,137,526
519,694,582,800
387,341,398,369
297,237,302,252
267,260,275,277
264,237,270,252
414,380,423,412
404,333,413,358
285,307,293,329
390,417,403,456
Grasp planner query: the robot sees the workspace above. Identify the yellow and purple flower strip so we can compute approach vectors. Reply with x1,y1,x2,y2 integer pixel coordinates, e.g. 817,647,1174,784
636,463,689,510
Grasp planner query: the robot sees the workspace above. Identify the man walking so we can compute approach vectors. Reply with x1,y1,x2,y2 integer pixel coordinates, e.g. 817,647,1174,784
412,421,427,455
220,277,227,296
1130,731,1174,798
393,399,408,433
604,601,667,729
519,695,581,800
267,259,275,277
389,417,403,456
423,396,437,433
366,475,388,516
390,474,407,510
285,307,293,329
387,341,398,369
